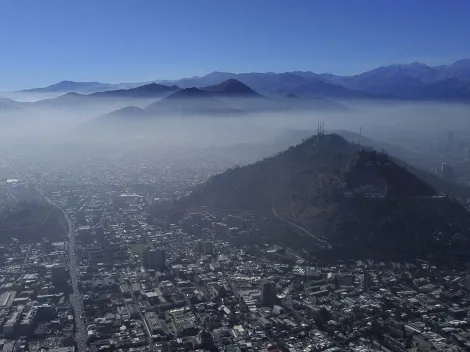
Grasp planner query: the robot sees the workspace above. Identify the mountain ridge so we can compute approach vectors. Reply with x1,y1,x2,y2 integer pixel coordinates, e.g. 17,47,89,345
87,80,345,126
16,58,470,102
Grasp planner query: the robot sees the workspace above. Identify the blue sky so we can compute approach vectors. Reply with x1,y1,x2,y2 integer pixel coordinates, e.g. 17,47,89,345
1,0,470,90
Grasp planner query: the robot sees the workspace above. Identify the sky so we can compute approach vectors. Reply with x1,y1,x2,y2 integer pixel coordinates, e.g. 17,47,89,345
1,0,470,90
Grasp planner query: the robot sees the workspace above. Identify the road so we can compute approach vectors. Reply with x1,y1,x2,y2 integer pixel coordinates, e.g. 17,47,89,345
38,191,88,352
271,205,332,249
66,219,88,352
0,155,87,350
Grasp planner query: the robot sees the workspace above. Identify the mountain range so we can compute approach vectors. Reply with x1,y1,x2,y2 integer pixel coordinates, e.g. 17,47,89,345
32,82,179,107
96,86,247,122
17,59,470,102
320,59,470,100
21,80,143,94
82,79,346,128
182,133,470,263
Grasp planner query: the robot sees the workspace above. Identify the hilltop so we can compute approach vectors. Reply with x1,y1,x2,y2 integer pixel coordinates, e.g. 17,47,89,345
202,79,263,97
88,82,179,98
184,134,470,263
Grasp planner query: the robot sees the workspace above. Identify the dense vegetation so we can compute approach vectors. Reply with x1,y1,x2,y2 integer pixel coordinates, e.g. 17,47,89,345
185,134,470,264
0,200,67,243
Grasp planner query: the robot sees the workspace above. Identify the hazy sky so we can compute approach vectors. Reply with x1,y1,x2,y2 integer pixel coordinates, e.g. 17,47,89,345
1,0,470,90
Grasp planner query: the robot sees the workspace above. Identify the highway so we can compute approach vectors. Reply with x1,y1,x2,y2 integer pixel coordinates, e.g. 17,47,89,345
0,156,88,350
38,191,88,352
66,218,88,352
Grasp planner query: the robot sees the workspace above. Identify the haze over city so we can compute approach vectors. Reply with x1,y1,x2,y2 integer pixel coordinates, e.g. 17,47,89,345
2,1,470,352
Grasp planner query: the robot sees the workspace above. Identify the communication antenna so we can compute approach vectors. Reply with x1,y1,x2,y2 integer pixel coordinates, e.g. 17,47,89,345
359,126,362,147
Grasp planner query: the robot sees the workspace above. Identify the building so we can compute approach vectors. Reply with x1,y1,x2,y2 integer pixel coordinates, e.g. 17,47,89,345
42,240,54,254
52,265,68,288
0,291,14,308
145,311,163,334
144,249,165,270
126,303,140,319
19,308,37,336
261,281,277,307
363,270,372,292
95,226,105,239
195,241,214,255
3,305,25,338
194,241,203,254
214,222,229,239
336,273,354,287
202,241,214,255
76,209,87,226
442,163,454,180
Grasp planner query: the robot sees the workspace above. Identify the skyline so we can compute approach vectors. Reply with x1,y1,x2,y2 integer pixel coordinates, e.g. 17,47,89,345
1,0,470,90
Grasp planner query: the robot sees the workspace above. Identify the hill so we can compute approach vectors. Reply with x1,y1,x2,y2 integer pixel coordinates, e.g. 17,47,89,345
198,80,346,112
96,106,146,121
184,134,470,263
89,83,179,98
21,80,141,94
201,79,263,97
22,80,117,94
33,92,89,107
274,77,377,99
32,82,179,107
139,88,245,117
83,88,246,132
0,200,67,243
0,98,23,112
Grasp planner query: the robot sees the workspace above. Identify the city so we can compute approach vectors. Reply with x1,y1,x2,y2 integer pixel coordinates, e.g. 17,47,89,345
0,145,469,352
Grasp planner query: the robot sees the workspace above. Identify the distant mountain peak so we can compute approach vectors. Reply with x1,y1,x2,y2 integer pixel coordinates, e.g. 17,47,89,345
165,87,212,99
389,62,429,69
22,80,114,94
207,71,232,76
285,93,301,98
202,79,262,97
134,82,179,90
451,58,470,69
